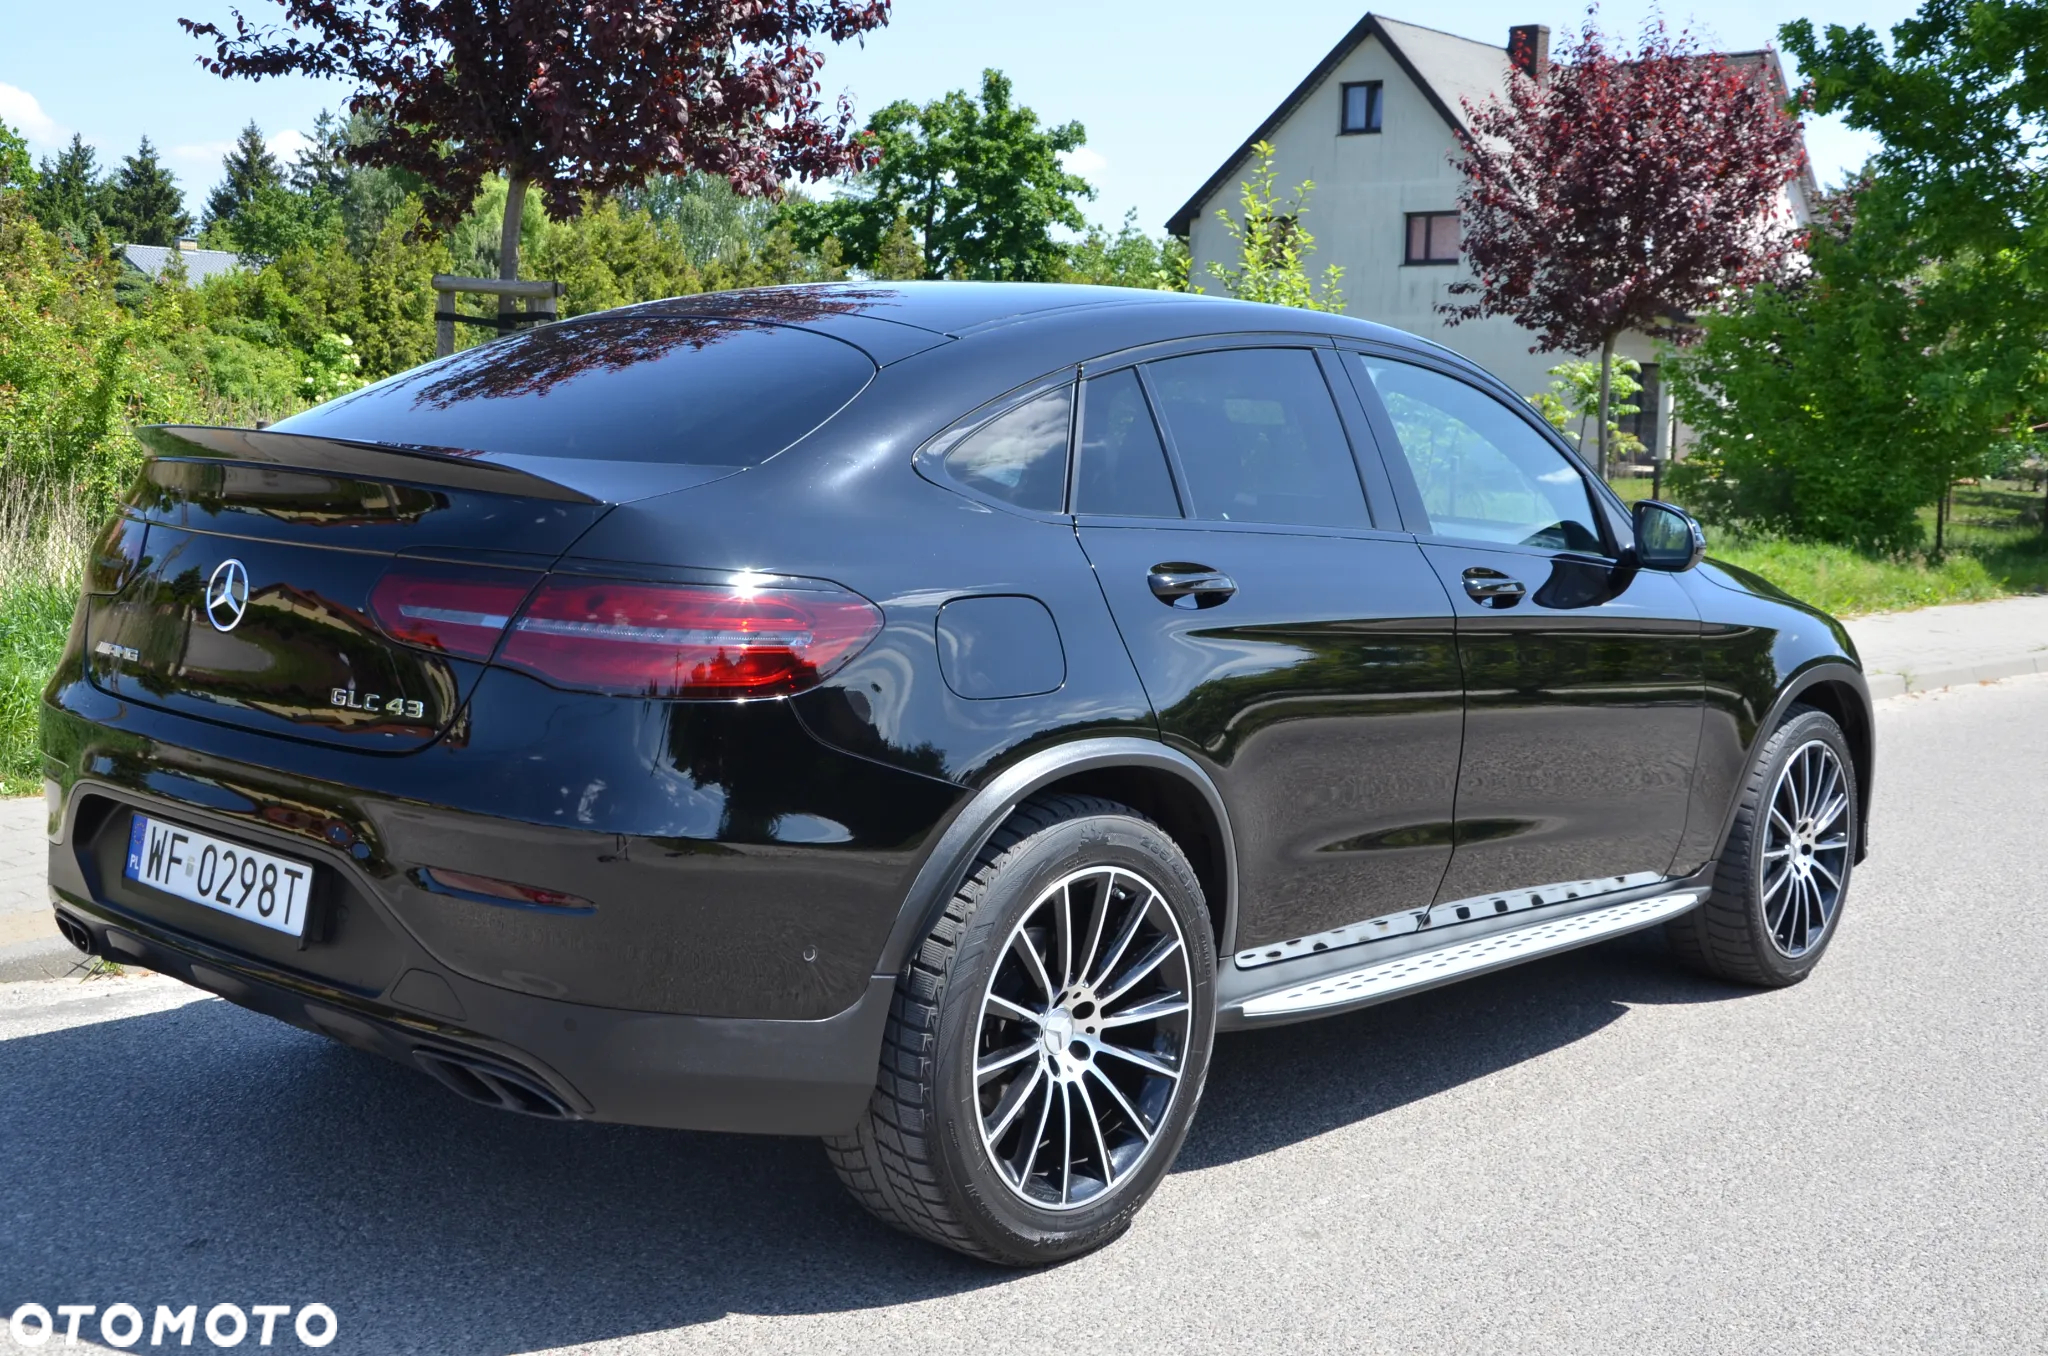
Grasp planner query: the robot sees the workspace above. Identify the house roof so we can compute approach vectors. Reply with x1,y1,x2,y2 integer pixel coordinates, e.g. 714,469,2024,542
1165,14,1817,236
1165,14,1503,236
119,243,245,286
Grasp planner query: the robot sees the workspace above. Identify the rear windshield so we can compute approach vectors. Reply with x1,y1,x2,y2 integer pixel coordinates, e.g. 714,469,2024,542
273,317,875,466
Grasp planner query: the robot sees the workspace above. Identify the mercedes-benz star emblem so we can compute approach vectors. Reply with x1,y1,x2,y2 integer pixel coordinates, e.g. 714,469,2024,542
205,559,250,633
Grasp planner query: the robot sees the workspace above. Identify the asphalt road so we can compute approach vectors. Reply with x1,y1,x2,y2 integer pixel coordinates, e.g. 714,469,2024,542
5,676,2046,1355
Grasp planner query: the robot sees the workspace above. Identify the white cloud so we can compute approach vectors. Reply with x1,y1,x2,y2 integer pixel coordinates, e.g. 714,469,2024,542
269,127,313,165
169,139,236,176
0,82,66,148
1060,146,1109,178
172,127,314,179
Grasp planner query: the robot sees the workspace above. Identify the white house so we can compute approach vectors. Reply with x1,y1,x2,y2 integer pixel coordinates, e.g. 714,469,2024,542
1168,14,1817,462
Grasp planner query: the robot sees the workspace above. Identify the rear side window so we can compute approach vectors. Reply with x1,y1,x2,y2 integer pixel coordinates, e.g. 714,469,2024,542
1144,349,1370,529
1075,369,1180,517
273,317,876,466
942,387,1072,512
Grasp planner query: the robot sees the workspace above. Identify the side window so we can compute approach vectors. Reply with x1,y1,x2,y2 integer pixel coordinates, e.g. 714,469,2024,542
1356,356,1605,553
941,386,1072,512
1145,348,1371,530
1074,368,1180,517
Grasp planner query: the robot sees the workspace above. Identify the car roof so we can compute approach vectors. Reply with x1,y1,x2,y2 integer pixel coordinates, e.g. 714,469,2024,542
617,281,1228,336
605,280,1495,389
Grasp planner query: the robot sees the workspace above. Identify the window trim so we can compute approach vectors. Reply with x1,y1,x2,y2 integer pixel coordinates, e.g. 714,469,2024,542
912,369,1080,520
1070,363,1185,521
1403,211,1460,266
1339,81,1383,135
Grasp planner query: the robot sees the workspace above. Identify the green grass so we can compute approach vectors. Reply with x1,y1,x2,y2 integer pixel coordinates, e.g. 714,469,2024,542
0,576,77,795
1683,480,2048,617
0,485,90,795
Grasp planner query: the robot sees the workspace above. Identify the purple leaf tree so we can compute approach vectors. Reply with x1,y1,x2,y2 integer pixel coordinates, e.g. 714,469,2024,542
182,0,891,309
1444,15,1807,476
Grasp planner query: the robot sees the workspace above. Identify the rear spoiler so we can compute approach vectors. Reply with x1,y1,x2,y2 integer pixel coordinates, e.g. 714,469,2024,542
134,426,742,505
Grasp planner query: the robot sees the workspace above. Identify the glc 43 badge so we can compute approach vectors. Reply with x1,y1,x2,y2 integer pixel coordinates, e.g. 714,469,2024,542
332,688,426,720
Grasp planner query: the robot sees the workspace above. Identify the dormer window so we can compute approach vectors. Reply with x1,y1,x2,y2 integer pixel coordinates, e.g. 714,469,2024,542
1340,82,1383,135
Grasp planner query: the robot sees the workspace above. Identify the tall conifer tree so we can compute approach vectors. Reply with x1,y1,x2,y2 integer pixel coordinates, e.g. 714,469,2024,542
106,137,193,246
203,120,282,232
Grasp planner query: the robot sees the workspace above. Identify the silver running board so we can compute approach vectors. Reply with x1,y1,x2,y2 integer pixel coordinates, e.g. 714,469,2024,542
1235,890,1703,1020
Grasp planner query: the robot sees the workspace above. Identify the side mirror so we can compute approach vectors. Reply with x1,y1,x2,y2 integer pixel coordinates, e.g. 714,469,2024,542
1631,500,1705,572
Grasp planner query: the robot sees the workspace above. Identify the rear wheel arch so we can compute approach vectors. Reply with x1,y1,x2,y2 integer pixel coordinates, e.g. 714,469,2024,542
877,739,1238,978
1029,764,1233,959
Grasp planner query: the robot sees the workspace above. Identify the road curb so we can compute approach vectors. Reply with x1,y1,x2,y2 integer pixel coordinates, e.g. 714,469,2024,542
1865,654,2048,700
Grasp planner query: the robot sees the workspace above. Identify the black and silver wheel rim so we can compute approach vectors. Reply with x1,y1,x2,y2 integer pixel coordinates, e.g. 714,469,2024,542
974,865,1193,1211
1761,739,1851,958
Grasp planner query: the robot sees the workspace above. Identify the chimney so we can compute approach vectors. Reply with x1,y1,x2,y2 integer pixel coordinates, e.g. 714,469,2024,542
1508,24,1551,82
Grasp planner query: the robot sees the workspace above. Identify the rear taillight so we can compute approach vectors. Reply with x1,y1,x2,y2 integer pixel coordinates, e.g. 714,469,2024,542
369,564,539,660
495,576,883,699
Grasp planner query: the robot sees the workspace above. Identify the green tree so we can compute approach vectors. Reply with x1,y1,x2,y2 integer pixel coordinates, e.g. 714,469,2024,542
868,211,925,281
0,122,30,194
529,194,701,315
0,156,212,504
1529,357,1644,457
624,171,782,269
1062,209,1186,290
349,195,445,375
28,134,110,238
1665,202,2013,553
785,69,1094,281
1204,142,1343,311
1782,5,2048,541
202,121,282,237
104,137,192,246
291,110,418,257
218,182,344,261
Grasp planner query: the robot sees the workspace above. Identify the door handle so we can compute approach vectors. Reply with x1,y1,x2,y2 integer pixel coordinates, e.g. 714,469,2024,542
1147,564,1237,608
1462,567,1526,608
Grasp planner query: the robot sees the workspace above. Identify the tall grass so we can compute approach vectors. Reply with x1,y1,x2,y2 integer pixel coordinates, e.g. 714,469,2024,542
0,481,92,795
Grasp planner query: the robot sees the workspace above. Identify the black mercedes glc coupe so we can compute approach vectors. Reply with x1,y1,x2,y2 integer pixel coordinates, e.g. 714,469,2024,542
44,282,1872,1264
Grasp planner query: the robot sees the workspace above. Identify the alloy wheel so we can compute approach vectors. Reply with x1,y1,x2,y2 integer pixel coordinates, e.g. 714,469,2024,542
974,865,1193,1211
1760,739,1852,958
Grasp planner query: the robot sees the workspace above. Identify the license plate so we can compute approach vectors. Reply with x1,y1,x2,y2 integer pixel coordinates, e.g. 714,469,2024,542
124,814,315,938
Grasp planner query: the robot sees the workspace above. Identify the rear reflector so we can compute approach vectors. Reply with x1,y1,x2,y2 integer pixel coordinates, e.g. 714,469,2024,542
416,867,595,914
496,576,883,699
369,564,539,660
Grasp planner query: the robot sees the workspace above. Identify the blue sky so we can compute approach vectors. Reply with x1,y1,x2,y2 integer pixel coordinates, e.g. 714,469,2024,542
1,0,1914,233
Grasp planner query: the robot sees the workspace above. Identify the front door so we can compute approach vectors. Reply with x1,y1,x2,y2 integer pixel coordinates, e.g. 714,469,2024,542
1347,352,1704,904
1072,346,1464,957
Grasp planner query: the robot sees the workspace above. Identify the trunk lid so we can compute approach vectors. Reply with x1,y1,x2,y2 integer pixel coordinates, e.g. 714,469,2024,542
84,438,621,752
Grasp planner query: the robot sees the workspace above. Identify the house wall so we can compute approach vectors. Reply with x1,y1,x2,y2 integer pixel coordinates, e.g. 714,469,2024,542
1184,32,1669,442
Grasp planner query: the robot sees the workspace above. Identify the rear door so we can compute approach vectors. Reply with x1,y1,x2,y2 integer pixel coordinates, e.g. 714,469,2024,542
1345,351,1704,903
1073,344,1463,957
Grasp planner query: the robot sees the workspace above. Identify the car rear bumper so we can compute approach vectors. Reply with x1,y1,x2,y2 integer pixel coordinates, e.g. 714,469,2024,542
50,865,893,1136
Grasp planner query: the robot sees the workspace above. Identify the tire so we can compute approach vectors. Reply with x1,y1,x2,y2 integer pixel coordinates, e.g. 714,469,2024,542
1668,705,1859,987
824,793,1217,1265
